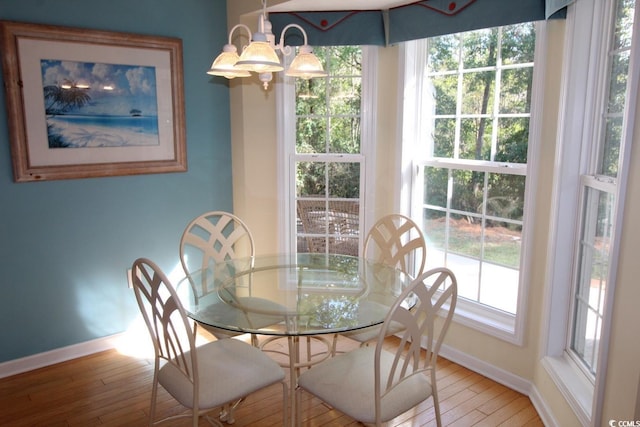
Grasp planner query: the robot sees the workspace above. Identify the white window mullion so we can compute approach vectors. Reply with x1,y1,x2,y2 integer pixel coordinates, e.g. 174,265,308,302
455,39,464,160
277,56,297,254
400,40,428,218
490,28,503,162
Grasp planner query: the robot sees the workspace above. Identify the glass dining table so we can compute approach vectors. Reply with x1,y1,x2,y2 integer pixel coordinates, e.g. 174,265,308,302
175,252,410,424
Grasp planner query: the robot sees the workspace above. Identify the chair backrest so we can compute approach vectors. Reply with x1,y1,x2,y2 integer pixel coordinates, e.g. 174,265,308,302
374,267,457,421
364,214,426,278
131,258,199,398
180,211,255,276
297,199,359,256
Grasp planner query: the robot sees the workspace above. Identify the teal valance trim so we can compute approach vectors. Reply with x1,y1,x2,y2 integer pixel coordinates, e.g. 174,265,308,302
269,0,569,47
547,0,575,18
272,10,387,47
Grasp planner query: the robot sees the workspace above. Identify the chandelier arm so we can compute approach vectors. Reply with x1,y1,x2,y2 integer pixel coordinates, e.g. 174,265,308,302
227,24,253,46
277,23,309,56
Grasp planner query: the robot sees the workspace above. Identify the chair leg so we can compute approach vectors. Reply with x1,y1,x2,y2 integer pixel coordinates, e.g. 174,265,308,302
220,399,243,424
149,372,159,426
331,334,338,356
295,386,302,427
203,414,225,427
432,393,442,427
281,381,289,427
219,403,231,423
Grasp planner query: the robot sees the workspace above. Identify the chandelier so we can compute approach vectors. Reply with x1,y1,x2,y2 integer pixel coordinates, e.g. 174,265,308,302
207,0,327,90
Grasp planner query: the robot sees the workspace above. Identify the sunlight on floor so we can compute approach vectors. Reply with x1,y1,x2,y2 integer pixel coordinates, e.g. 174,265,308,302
113,314,256,359
113,315,156,359
115,260,222,359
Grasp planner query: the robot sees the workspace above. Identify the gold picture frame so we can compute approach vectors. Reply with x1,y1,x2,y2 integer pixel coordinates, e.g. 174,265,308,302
0,21,187,182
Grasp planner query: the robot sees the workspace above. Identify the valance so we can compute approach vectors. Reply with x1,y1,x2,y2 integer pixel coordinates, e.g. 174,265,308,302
269,0,573,47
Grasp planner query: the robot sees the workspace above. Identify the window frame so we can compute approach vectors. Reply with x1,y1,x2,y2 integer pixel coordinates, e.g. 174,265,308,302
541,0,638,424
401,22,547,344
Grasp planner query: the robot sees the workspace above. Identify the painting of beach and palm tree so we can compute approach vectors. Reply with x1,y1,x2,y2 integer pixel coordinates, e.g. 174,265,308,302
42,59,160,149
1,20,186,182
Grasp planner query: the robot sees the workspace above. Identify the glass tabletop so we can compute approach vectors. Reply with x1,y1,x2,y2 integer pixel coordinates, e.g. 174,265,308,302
175,253,410,336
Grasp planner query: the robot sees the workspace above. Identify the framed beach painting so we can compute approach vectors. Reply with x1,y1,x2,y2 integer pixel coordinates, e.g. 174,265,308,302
0,21,186,182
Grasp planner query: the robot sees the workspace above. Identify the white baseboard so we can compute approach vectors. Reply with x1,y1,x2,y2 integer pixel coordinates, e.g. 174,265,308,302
529,380,561,427
0,333,124,379
438,342,533,395
437,341,559,426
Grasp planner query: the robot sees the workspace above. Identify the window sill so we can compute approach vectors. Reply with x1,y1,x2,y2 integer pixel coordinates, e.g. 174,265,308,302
541,355,593,426
452,298,521,344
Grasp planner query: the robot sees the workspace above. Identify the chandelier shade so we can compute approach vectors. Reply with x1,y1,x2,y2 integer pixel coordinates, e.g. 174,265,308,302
235,40,284,73
207,44,251,79
286,45,327,79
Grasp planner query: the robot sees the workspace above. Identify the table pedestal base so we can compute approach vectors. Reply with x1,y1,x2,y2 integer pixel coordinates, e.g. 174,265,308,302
260,335,334,427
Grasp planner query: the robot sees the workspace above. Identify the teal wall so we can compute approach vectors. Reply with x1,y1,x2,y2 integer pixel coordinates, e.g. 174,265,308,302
0,0,232,362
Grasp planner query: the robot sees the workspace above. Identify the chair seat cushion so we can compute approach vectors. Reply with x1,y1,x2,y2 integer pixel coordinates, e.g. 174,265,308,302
197,296,287,332
342,300,407,344
297,346,432,423
342,320,405,344
158,338,284,409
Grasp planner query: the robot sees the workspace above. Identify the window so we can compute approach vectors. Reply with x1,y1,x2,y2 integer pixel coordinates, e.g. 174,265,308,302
568,0,634,378
278,46,375,255
408,23,540,340
543,0,636,423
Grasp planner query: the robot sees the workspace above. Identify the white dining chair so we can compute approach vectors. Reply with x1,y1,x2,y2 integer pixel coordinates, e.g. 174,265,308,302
180,210,255,274
364,213,427,276
179,210,259,344
334,213,427,350
131,257,288,427
296,267,457,427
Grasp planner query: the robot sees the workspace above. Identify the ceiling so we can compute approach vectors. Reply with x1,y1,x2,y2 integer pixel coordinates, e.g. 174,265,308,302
266,0,416,12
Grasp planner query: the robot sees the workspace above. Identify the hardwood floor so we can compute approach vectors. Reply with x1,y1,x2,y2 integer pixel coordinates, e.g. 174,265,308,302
0,333,544,426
